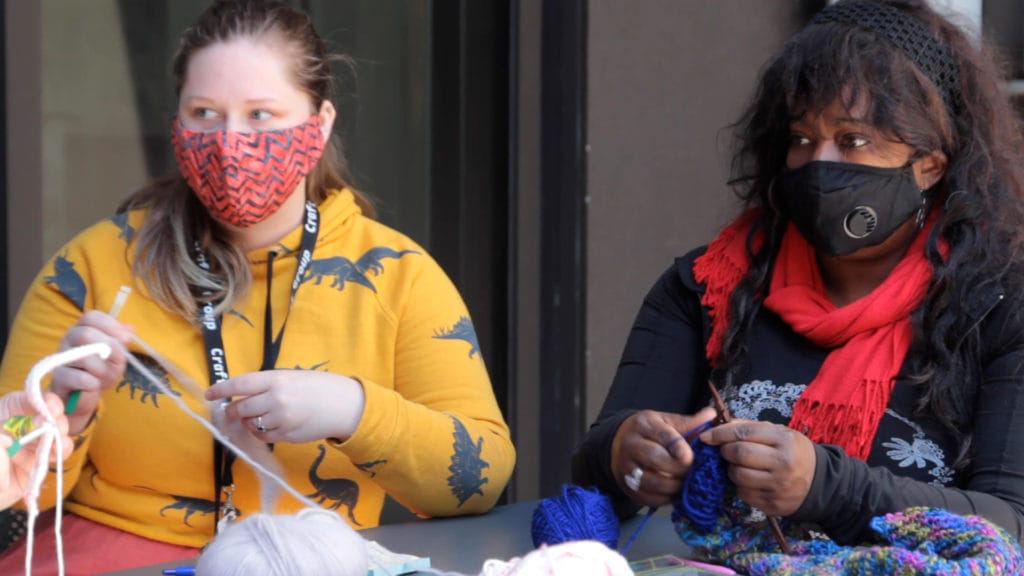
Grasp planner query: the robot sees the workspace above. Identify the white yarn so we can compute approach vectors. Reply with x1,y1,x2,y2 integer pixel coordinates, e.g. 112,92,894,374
21,342,113,576
103,284,373,574
121,350,320,511
120,341,382,576
106,283,306,511
209,396,283,513
16,288,370,575
194,508,368,576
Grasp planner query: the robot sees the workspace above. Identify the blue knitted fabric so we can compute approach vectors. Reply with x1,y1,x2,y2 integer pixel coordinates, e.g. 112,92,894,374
672,441,729,532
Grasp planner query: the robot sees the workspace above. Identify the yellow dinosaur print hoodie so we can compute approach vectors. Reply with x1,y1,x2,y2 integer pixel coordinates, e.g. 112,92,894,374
0,188,515,547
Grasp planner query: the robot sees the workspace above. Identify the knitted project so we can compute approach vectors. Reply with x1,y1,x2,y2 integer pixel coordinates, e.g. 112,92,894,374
530,427,732,554
676,507,1023,575
673,441,730,532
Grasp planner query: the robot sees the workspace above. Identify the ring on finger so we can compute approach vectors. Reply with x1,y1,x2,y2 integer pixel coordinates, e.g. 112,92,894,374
254,415,268,433
624,466,644,492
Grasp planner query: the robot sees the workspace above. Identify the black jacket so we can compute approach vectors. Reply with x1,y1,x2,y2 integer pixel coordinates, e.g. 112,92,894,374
572,247,1024,544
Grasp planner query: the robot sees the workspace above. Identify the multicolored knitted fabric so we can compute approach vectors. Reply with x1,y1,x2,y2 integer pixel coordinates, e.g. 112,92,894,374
676,507,1023,575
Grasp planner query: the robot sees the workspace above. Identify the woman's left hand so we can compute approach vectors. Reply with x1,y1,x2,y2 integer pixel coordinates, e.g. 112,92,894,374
700,419,816,517
205,370,365,444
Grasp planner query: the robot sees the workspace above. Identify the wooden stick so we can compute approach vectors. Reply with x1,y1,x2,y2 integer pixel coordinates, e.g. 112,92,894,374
706,380,732,424
708,380,792,555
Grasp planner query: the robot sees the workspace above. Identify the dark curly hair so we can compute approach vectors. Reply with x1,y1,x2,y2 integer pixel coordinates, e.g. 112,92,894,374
718,0,1024,465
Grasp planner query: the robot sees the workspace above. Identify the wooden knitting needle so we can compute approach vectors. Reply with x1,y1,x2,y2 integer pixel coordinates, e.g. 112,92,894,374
707,380,792,555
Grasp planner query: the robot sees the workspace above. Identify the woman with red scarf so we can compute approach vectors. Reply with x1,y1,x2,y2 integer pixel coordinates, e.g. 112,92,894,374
573,0,1024,545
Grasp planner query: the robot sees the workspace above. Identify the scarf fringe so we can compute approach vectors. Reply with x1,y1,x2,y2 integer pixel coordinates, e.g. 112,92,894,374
788,381,890,460
694,210,761,363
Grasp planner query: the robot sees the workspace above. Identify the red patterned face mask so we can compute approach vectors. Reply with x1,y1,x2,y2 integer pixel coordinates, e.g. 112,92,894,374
171,115,326,228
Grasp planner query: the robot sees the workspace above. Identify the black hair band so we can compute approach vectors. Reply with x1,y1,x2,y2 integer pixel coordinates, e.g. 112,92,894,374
812,0,963,115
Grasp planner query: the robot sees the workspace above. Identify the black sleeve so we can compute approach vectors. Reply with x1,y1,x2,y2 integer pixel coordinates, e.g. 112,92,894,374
794,312,1024,545
571,254,710,517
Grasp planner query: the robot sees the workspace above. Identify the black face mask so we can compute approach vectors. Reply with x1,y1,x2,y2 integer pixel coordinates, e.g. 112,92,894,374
776,160,924,256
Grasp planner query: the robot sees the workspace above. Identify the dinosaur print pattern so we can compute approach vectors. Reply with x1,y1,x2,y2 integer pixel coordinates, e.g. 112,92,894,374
291,360,329,371
44,255,87,310
433,316,481,359
355,459,388,478
116,355,181,407
159,494,217,527
301,246,419,292
446,415,489,506
108,212,136,242
307,444,361,526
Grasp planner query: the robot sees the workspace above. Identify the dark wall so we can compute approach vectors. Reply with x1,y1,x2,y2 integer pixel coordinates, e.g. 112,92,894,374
585,1,802,423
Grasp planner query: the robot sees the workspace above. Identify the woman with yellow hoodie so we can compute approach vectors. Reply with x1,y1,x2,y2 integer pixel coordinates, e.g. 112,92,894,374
0,1,514,573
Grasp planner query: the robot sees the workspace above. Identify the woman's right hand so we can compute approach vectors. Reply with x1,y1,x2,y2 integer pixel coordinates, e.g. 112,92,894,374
610,407,716,508
50,310,133,436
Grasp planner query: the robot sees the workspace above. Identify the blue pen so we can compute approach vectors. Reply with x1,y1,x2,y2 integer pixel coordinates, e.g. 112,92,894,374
161,567,196,576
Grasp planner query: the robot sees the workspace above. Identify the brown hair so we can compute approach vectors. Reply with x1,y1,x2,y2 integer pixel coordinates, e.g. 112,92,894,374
119,0,374,320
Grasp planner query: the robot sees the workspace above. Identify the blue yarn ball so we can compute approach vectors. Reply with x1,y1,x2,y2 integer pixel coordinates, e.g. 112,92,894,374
531,484,621,549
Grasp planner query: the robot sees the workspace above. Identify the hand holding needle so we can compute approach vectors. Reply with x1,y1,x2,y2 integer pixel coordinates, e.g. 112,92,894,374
63,286,134,418
707,380,792,555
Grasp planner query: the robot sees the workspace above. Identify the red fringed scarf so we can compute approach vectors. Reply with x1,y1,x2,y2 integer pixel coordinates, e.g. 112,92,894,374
693,209,940,460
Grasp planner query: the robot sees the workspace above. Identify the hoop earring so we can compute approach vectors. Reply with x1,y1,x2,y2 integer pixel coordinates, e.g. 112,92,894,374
945,189,967,210
766,177,781,215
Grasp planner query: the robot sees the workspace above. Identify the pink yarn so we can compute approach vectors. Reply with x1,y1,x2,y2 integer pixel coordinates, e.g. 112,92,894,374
478,540,634,576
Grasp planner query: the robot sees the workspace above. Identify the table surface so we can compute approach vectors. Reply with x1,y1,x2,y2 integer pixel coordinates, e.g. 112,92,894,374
106,501,692,575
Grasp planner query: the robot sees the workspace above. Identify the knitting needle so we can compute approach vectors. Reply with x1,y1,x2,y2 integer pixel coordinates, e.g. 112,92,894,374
63,286,133,416
706,381,732,425
5,424,48,457
707,380,792,555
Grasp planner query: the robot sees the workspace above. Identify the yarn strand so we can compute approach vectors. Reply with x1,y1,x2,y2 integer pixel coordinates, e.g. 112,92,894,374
120,347,321,511
21,342,112,576
619,506,656,554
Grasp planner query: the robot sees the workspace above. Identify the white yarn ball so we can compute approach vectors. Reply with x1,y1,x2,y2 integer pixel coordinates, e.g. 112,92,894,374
195,508,368,576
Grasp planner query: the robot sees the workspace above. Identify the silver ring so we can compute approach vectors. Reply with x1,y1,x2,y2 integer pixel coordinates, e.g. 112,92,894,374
255,415,267,433
624,466,643,492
